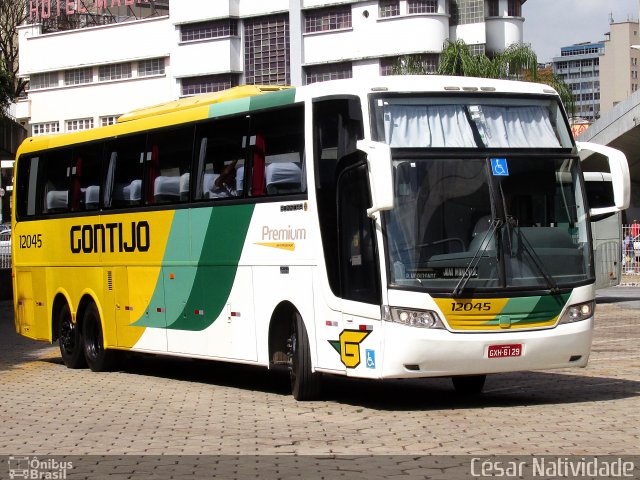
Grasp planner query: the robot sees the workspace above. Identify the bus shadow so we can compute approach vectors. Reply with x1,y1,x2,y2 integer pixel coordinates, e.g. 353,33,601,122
42,353,640,410
318,372,640,410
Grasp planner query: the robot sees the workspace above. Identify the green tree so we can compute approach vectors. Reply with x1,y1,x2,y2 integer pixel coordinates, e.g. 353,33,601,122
0,67,12,115
394,40,575,117
0,0,29,102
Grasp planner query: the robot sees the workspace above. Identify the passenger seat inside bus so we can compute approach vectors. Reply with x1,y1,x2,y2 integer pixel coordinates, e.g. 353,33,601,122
113,179,142,205
85,185,100,210
46,190,68,212
154,175,181,203
265,162,302,194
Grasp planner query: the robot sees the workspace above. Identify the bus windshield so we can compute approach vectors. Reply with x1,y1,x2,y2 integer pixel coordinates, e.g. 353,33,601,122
372,94,589,293
383,156,592,292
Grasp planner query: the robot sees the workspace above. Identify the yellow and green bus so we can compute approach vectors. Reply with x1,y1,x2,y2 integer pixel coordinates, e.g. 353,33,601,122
12,77,630,400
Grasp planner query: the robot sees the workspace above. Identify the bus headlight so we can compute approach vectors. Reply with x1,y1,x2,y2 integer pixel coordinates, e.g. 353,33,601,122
559,301,595,324
383,306,445,329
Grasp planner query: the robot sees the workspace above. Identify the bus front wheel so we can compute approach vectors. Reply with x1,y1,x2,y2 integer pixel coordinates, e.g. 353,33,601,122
288,312,321,401
451,374,486,395
82,303,118,372
58,303,86,369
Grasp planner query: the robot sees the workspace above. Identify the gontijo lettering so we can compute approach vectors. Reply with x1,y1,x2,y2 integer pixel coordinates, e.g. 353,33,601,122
70,221,150,253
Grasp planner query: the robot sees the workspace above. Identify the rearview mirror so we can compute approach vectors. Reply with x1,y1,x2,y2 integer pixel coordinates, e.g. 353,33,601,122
356,140,394,218
576,141,630,216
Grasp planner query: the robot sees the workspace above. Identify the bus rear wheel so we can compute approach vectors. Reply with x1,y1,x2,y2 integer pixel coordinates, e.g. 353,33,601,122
288,312,321,401
82,303,118,372
452,374,486,395
58,304,86,369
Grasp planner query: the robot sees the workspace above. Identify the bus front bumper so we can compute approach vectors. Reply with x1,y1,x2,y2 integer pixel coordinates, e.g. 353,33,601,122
379,318,593,378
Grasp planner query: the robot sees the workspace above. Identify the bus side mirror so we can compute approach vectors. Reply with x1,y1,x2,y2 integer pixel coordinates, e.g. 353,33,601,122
357,140,395,218
576,141,630,216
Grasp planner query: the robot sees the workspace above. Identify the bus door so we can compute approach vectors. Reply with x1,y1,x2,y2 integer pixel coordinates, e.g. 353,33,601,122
335,161,383,376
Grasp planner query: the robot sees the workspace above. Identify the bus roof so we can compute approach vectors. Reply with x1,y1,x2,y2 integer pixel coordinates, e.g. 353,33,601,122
16,76,561,157
117,85,292,123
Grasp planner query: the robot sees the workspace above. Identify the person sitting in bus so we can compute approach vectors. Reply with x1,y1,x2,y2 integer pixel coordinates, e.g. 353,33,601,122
211,162,238,198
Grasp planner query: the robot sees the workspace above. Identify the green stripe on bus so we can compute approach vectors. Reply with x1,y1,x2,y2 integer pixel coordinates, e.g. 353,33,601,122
248,88,297,111
209,98,252,119
133,204,255,331
483,293,571,326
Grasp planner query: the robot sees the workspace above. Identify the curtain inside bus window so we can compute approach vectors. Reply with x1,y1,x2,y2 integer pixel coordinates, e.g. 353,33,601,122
71,157,82,211
471,106,561,148
381,105,477,148
251,133,265,196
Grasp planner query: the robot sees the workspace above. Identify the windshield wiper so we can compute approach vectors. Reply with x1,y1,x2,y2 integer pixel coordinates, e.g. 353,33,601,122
452,218,502,297
497,182,560,294
513,228,560,294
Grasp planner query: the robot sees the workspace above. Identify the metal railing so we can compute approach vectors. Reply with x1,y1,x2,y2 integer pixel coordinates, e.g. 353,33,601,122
0,231,10,269
622,224,640,274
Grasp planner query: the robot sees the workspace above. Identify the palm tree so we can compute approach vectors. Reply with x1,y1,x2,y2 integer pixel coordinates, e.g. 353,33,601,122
393,40,574,117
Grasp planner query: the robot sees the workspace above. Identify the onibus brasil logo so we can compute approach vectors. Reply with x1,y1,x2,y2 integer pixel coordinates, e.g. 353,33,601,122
328,330,371,368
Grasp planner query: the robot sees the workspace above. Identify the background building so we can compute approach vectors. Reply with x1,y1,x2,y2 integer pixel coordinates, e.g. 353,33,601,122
552,42,603,122
599,21,640,116
14,0,527,138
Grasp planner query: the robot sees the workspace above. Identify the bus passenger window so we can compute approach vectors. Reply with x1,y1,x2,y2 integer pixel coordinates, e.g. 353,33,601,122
71,143,103,211
194,116,247,200
42,148,72,214
104,135,145,208
147,126,194,204
249,105,305,197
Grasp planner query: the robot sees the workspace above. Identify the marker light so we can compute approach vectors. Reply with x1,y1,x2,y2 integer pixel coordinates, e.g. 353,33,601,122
559,301,595,324
383,306,445,329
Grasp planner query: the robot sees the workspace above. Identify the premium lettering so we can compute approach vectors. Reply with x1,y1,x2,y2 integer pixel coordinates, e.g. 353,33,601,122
70,221,150,254
261,225,306,241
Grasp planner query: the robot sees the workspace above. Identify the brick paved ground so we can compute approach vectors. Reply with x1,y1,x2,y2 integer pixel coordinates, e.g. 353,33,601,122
0,297,638,458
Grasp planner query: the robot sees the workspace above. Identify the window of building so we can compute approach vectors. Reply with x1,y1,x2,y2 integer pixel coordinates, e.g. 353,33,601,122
64,68,92,86
244,14,290,85
407,0,437,14
32,122,59,136
98,63,132,81
468,43,486,56
507,0,521,16
450,0,484,26
66,118,94,132
305,62,352,84
380,54,438,75
379,0,400,17
100,116,118,126
304,6,352,33
180,19,238,42
138,58,165,77
29,72,59,90
181,74,239,96
486,0,499,16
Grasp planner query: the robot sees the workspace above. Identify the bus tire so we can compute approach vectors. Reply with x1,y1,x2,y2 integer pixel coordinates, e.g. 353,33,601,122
82,303,118,372
289,312,321,401
58,303,86,369
451,374,486,395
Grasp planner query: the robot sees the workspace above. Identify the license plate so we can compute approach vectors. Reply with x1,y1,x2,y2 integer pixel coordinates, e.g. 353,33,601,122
487,344,522,358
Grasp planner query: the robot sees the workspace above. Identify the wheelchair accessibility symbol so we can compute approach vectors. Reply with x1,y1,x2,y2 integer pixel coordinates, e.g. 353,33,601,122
491,158,509,176
366,349,376,369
